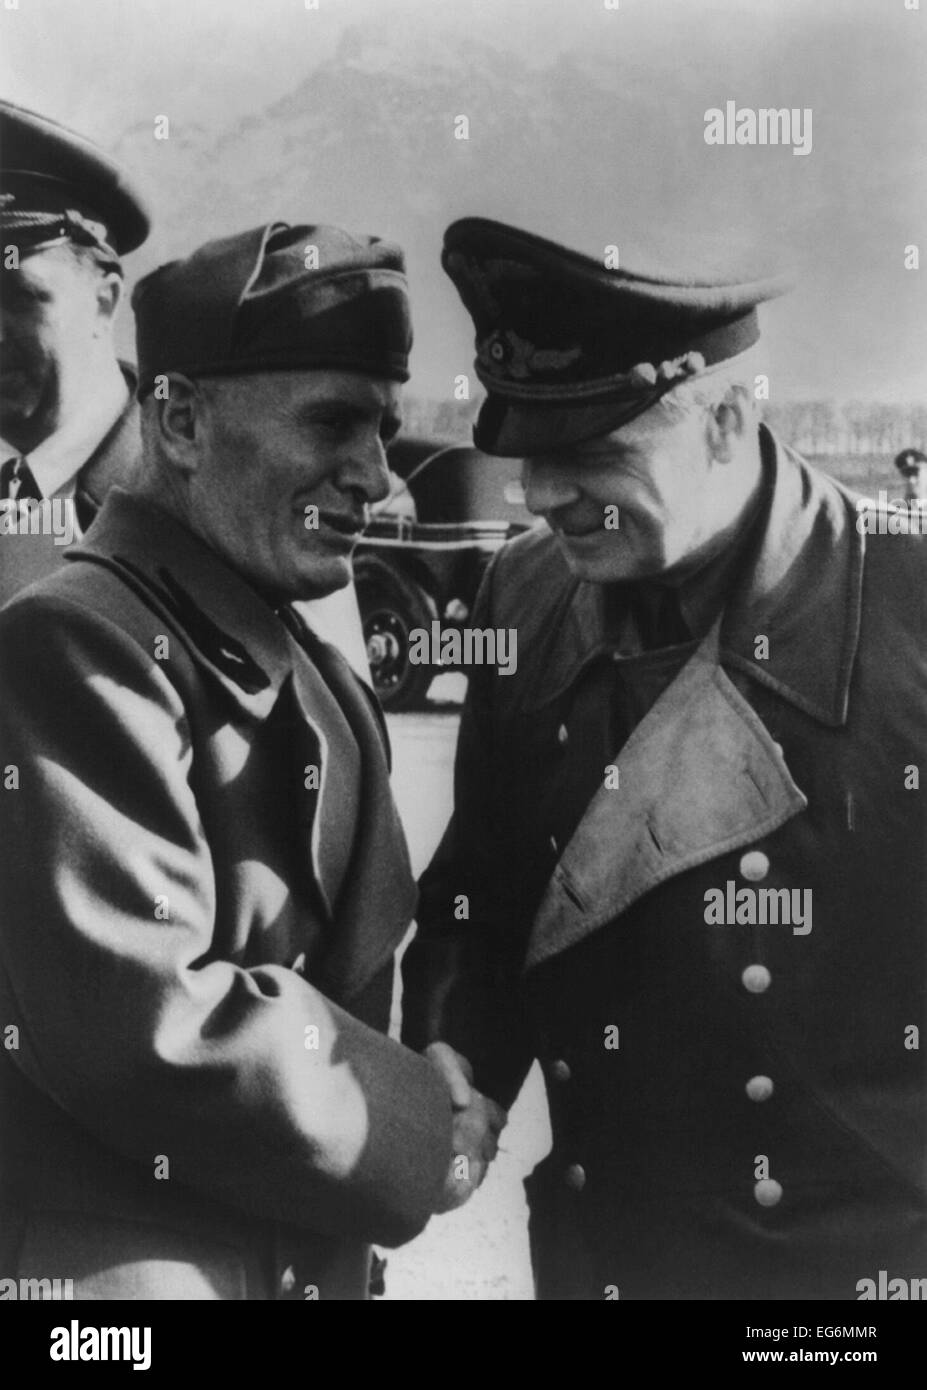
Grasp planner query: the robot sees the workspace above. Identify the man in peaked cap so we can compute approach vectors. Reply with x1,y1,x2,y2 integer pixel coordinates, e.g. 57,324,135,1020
0,99,150,605
895,447,927,504
402,217,927,1299
0,221,505,1300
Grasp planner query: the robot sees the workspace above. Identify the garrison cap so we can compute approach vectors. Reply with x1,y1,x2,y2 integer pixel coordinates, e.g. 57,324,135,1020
895,448,927,477
443,217,791,456
0,98,150,264
133,221,412,399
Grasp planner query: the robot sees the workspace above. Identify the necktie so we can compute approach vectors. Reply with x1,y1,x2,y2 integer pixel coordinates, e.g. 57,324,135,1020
0,456,42,503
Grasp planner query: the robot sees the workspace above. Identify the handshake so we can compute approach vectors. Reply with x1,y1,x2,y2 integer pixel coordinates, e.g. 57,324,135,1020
426,1041,508,1214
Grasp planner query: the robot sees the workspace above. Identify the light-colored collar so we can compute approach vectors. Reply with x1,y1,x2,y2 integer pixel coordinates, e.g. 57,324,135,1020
3,364,130,500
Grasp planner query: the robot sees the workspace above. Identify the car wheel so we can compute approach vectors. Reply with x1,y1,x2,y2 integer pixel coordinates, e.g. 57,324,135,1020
354,557,437,711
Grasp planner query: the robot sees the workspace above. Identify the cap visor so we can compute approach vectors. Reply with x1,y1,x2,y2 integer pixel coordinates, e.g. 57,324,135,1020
474,391,664,457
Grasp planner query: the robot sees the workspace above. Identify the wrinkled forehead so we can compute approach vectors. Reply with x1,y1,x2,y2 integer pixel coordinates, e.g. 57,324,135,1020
202,366,403,409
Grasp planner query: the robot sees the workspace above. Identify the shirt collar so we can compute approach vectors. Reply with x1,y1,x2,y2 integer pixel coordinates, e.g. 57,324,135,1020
527,426,864,727
2,364,131,500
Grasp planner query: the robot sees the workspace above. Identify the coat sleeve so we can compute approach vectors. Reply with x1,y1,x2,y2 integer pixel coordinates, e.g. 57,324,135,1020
0,592,451,1248
401,554,537,1109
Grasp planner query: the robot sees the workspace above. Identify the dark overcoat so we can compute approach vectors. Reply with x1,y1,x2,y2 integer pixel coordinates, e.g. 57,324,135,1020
0,489,451,1300
403,431,927,1300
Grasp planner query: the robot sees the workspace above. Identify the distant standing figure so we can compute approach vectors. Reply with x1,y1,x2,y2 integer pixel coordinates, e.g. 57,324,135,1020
894,447,927,503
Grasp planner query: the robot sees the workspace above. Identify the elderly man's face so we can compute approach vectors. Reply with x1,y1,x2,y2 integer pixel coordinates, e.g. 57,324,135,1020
0,246,105,449
188,369,398,602
521,403,732,583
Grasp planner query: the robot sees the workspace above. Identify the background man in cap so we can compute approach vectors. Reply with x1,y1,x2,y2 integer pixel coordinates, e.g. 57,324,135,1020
403,217,927,1299
0,220,504,1300
894,447,927,504
0,99,150,605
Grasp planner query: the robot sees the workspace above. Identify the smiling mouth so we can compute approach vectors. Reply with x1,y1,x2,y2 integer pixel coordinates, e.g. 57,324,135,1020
555,521,604,539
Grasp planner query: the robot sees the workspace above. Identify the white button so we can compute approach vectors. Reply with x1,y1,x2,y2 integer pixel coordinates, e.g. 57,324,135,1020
557,724,569,746
745,1075,774,1102
549,835,559,853
754,1178,783,1208
280,1265,297,1294
739,850,770,882
550,1059,572,1083
742,964,771,994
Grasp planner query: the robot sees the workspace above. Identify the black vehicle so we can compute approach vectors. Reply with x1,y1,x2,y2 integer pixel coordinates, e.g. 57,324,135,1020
355,438,533,710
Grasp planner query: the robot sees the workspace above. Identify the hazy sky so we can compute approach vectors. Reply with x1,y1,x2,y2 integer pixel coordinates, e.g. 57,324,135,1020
3,0,926,403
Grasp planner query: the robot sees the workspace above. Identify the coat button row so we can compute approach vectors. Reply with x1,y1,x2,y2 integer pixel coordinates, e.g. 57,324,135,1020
742,963,771,993
549,1059,572,1083
753,1178,783,1208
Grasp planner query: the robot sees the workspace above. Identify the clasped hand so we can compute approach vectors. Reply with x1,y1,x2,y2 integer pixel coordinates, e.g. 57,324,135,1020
426,1041,507,1213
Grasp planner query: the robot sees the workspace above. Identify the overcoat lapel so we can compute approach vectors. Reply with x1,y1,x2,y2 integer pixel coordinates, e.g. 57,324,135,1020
68,492,354,935
525,619,808,970
291,624,417,1001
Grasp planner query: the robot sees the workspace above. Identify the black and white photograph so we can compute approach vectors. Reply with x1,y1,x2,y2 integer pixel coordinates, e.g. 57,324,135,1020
0,0,925,1347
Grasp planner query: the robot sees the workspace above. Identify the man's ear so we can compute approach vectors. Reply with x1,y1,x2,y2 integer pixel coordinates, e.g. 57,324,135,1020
93,270,124,332
705,390,749,465
153,375,210,479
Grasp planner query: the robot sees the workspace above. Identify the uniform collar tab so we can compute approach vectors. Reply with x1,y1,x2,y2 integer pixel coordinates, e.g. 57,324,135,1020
67,488,294,712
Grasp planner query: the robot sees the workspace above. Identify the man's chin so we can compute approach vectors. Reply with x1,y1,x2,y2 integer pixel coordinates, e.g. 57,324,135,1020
555,535,646,584
288,554,354,603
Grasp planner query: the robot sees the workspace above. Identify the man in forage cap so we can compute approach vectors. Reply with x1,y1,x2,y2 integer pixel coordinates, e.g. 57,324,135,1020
402,217,927,1300
0,221,504,1300
0,98,150,603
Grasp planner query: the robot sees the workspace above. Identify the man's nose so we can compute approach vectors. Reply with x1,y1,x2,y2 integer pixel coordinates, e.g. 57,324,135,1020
522,458,581,515
338,438,392,505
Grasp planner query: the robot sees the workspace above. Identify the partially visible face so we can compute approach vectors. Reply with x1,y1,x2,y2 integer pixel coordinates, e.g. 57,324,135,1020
0,245,104,449
187,369,400,602
521,404,720,583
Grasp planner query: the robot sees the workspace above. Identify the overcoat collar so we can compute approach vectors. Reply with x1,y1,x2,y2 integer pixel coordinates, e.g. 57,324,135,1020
525,616,810,968
524,432,865,969
67,487,300,721
65,488,412,989
524,427,865,728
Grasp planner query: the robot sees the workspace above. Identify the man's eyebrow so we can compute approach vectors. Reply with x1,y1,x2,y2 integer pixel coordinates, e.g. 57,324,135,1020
296,398,402,438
